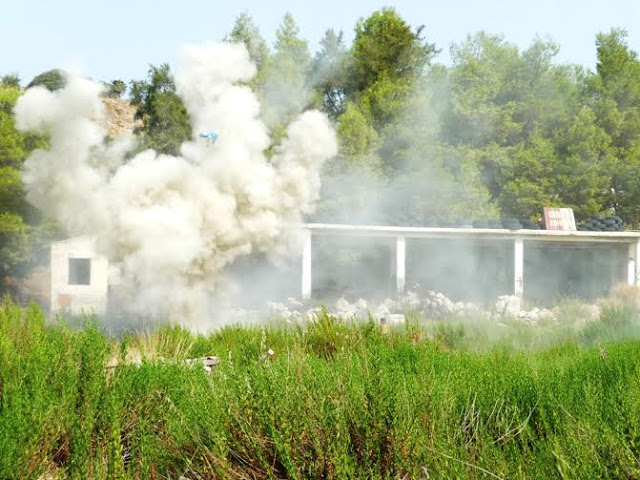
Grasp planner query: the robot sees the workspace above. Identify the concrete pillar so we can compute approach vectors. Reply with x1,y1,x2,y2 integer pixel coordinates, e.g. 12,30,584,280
302,229,312,299
396,235,406,294
389,239,396,292
514,238,524,299
628,240,640,286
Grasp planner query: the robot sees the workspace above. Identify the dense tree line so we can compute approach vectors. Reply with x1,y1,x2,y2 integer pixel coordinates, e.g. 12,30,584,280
3,8,640,286
0,76,59,290
220,9,640,226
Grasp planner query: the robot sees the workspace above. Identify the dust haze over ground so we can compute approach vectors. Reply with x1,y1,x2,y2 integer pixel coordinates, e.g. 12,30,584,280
14,42,337,330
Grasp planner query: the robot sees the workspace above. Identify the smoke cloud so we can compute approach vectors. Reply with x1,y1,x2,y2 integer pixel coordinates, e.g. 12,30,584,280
15,42,337,330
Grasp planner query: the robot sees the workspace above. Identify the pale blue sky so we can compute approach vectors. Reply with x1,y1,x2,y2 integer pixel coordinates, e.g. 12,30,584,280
3,0,640,84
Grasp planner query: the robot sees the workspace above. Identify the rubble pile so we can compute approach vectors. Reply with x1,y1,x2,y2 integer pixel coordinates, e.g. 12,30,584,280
515,306,557,324
261,289,584,325
420,291,482,318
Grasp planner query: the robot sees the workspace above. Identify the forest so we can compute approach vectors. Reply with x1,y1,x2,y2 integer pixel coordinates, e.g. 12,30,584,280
3,8,640,289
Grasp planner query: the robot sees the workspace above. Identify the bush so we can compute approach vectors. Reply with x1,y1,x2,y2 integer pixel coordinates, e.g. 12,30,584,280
27,69,66,91
1,74,20,88
103,79,126,98
3,298,640,478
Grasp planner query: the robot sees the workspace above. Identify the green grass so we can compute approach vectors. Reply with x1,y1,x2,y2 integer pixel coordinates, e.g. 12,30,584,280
2,297,640,479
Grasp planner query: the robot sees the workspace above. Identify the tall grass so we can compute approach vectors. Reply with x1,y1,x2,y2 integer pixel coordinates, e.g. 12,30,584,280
2,296,640,478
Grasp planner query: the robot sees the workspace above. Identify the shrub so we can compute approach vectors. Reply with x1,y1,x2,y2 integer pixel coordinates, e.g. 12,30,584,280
3,298,640,478
27,69,67,91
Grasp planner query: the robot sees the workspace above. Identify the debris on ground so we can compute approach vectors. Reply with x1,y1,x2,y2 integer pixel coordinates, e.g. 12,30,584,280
256,287,604,326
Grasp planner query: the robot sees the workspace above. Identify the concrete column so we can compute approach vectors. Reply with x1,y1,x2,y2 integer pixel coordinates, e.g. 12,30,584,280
628,240,640,286
396,235,406,294
389,239,396,292
514,238,524,299
302,229,312,299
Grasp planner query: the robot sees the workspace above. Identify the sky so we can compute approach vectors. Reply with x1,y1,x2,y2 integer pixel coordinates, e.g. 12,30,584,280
2,0,640,84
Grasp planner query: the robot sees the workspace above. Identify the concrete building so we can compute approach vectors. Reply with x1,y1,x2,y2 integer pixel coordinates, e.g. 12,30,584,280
49,225,640,315
301,224,640,303
50,236,109,314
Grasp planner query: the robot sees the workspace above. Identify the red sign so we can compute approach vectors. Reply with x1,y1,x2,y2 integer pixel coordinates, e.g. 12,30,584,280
544,207,576,231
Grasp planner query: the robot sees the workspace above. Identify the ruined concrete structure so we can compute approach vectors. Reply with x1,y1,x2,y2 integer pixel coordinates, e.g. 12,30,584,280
50,225,640,315
302,224,640,303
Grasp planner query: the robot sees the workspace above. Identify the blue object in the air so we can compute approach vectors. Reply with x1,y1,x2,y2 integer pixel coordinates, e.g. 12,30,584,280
199,131,219,143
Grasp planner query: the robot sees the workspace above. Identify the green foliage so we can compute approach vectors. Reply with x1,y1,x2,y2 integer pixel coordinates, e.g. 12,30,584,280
437,31,629,220
445,33,519,146
387,145,498,221
320,10,503,222
0,86,27,168
26,69,66,91
227,12,270,67
0,167,27,213
1,74,20,88
260,13,311,131
311,29,349,118
274,12,310,69
90,13,640,227
551,107,615,218
445,34,579,148
588,29,640,226
496,109,615,220
226,12,271,91
4,300,640,478
0,87,50,289
130,64,192,156
336,102,380,159
0,213,30,278
592,29,640,139
350,7,436,93
599,303,633,328
347,8,436,136
612,143,640,225
103,79,126,98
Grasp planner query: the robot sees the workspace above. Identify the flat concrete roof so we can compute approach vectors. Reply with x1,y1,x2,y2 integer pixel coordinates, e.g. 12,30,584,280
304,223,640,244
51,235,96,246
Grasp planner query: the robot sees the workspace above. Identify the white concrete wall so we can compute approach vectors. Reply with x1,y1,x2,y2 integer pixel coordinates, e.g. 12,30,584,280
50,236,108,315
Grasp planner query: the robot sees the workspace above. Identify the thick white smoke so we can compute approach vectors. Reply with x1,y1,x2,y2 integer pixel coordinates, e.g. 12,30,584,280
15,42,337,329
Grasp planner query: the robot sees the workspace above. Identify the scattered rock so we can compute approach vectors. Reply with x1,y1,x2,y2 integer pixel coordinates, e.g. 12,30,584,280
400,290,421,309
355,298,368,311
185,356,220,373
374,303,391,319
495,295,521,317
305,307,323,321
287,300,303,311
517,307,555,324
239,288,608,327
335,297,352,313
261,349,275,363
388,313,406,325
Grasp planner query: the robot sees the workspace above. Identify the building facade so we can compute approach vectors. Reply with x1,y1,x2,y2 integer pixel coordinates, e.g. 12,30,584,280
50,236,109,314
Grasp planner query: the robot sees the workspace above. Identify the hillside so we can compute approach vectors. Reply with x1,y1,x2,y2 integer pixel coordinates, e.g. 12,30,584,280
101,97,138,136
